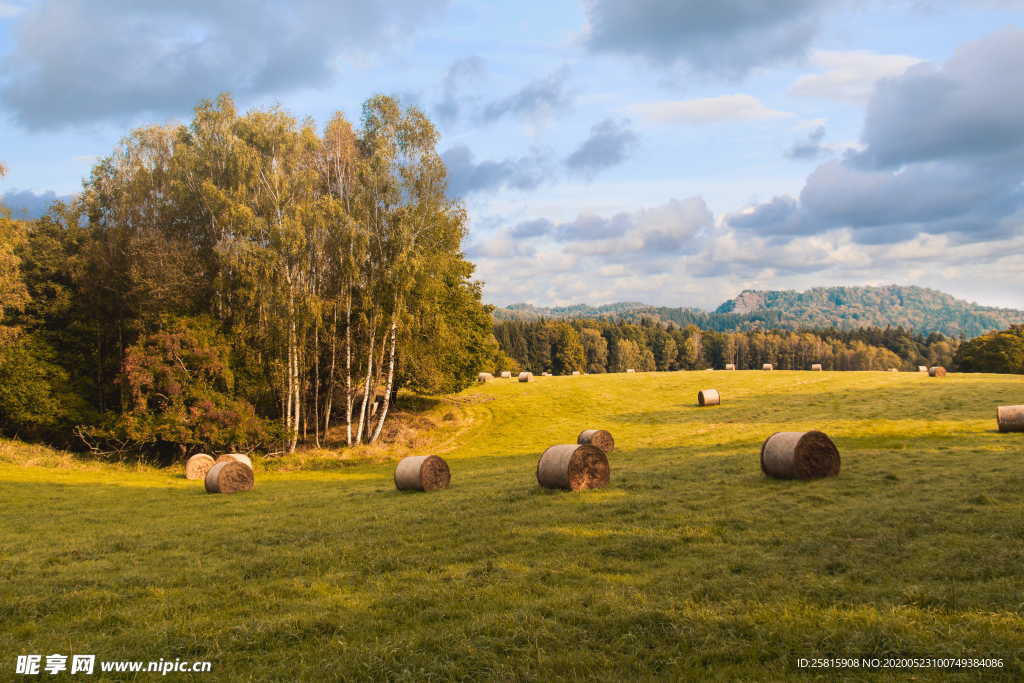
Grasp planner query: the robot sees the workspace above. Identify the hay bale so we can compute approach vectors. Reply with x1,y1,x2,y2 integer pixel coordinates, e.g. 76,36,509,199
760,431,840,480
204,461,254,494
724,363,736,371
216,453,253,469
518,371,534,382
928,366,947,377
996,405,1024,433
918,365,928,373
185,453,215,480
478,372,494,383
762,363,774,371
571,370,581,376
626,368,635,373
810,363,822,371
542,372,552,376
577,429,615,454
394,455,451,492
888,368,898,372
697,389,720,406
537,444,609,491
500,371,512,379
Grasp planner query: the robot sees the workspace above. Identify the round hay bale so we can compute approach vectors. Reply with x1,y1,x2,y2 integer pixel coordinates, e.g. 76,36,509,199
724,363,736,371
394,455,451,492
518,371,534,382
697,389,720,406
762,363,774,371
928,366,946,377
996,405,1024,433
810,363,822,371
626,368,635,373
760,431,840,480
571,370,581,376
477,372,494,383
185,453,215,480
537,444,609,491
204,461,254,494
888,368,898,372
500,371,512,379
216,453,253,469
542,371,552,376
918,365,928,373
577,429,615,455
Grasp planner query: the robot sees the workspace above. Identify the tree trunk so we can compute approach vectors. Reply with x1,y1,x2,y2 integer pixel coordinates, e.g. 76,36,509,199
370,315,398,444
323,302,338,443
344,292,353,446
355,323,375,445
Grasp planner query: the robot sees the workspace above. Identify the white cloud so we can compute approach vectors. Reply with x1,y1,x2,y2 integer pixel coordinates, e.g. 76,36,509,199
629,95,793,125
789,49,923,103
0,2,25,19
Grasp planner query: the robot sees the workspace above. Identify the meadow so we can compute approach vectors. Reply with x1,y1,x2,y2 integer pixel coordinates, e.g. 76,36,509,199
2,370,1023,681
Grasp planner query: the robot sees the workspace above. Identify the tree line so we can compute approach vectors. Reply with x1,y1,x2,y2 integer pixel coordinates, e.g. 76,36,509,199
493,318,963,374
0,95,499,459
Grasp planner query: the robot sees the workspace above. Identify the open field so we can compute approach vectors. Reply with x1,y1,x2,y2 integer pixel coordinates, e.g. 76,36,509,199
2,370,1023,680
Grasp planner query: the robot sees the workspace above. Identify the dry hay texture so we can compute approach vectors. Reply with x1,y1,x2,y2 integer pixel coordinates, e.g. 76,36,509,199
537,444,610,491
217,453,253,469
760,431,840,480
577,429,615,455
185,453,215,480
518,372,533,382
394,455,451,492
918,365,929,373
477,372,494,383
810,364,822,371
500,371,513,379
724,363,736,371
996,405,1024,433
929,366,947,377
204,461,255,494
697,389,721,407
762,363,774,371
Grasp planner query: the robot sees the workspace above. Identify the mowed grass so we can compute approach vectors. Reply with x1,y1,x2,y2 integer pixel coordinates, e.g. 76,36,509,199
2,370,1023,681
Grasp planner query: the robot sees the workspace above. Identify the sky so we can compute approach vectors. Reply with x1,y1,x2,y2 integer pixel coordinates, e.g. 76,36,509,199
1,1,1023,311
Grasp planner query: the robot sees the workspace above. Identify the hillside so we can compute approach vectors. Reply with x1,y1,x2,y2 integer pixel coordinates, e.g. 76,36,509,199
494,285,1024,338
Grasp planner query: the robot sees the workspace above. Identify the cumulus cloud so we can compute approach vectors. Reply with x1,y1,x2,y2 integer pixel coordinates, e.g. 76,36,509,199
630,95,792,125
434,56,485,127
479,66,573,124
0,0,450,129
785,125,828,160
581,0,825,77
1,188,74,218
442,144,552,198
564,118,638,180
789,50,923,103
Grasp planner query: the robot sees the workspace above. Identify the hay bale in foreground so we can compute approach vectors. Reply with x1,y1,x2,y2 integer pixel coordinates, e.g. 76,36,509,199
928,366,947,377
518,371,533,382
478,372,494,383
204,461,254,494
577,429,615,454
724,363,736,371
626,368,635,373
217,453,253,469
810,363,822,371
996,405,1024,433
571,370,581,376
537,444,609,491
185,453,215,480
918,365,928,373
762,363,774,371
697,389,720,406
760,431,840,480
500,371,512,379
394,455,451,492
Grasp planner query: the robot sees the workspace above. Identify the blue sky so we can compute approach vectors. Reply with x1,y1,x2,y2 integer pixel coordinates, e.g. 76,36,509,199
2,1,1023,310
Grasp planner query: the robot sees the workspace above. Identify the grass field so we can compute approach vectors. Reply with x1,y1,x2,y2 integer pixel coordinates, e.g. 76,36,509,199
2,370,1023,681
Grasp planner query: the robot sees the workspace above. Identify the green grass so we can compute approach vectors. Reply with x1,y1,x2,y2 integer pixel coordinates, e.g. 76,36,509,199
2,370,1023,681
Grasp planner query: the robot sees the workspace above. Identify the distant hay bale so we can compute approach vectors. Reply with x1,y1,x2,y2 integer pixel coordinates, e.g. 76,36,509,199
996,405,1024,433
928,366,947,377
537,444,609,491
204,461,254,494
518,372,534,382
626,368,635,373
697,389,720,406
888,368,899,372
500,371,512,379
810,363,822,371
571,370,581,376
542,371,552,376
762,363,774,371
216,453,253,469
478,372,494,383
760,431,840,480
918,365,928,373
185,453,215,480
394,455,451,492
577,429,615,454
724,363,736,371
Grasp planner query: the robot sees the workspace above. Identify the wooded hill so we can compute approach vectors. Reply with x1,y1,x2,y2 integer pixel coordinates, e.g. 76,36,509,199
494,285,1024,339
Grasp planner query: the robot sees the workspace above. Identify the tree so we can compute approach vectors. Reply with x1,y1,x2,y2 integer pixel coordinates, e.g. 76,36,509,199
955,327,1024,373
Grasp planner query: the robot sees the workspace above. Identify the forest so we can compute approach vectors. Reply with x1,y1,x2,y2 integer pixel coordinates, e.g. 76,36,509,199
0,95,501,458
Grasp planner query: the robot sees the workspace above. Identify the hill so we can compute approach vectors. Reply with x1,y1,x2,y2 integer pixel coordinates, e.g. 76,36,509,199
494,285,1024,338
2,371,1023,679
